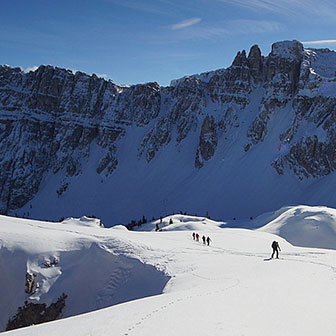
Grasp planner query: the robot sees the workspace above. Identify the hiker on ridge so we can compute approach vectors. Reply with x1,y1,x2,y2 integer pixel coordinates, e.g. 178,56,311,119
206,236,211,246
202,235,206,245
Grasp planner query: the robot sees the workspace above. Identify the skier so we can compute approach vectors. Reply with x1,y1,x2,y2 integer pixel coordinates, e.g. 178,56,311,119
155,223,159,231
196,233,200,242
271,241,281,259
206,236,211,246
192,232,195,240
202,235,206,244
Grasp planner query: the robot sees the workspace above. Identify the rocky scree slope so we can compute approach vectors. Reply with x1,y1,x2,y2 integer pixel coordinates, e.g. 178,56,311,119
1,40,336,222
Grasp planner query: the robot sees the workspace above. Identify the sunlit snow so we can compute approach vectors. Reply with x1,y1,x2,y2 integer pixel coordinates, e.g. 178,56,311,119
1,206,336,335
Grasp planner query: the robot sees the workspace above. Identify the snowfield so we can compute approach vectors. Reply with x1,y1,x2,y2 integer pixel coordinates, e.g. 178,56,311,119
256,206,336,249
1,206,336,335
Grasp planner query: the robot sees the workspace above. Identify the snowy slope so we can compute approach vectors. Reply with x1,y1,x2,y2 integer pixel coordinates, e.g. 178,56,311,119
0,215,170,331
1,208,336,335
18,96,336,226
256,205,336,249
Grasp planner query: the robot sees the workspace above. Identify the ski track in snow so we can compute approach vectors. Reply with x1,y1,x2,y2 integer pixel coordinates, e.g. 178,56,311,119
215,247,336,272
122,237,335,335
185,242,336,275
122,246,335,335
123,278,241,336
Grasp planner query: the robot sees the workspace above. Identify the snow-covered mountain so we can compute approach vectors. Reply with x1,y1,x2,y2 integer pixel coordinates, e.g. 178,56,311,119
1,40,336,223
1,207,336,335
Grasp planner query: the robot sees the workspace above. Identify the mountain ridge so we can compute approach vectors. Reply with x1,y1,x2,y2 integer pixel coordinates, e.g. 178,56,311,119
1,40,336,223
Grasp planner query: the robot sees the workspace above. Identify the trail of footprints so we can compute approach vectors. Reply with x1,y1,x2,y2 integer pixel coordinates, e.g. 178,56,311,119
123,298,186,335
123,246,336,335
123,280,239,335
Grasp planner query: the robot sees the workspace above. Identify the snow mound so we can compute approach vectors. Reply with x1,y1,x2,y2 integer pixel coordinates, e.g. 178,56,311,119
60,216,103,228
110,225,128,231
0,216,170,331
133,214,223,232
257,205,336,249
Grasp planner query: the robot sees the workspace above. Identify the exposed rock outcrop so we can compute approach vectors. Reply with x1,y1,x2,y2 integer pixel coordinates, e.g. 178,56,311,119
195,116,218,168
1,40,336,216
6,294,67,331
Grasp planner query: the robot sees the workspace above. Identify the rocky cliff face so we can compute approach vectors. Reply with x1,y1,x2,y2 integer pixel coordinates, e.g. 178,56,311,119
1,40,336,220
0,66,160,211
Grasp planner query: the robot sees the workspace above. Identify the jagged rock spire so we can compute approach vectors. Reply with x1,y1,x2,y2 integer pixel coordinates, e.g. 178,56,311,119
247,45,263,82
232,50,247,67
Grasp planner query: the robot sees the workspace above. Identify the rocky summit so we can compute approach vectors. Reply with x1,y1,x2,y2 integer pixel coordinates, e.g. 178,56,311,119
1,40,336,223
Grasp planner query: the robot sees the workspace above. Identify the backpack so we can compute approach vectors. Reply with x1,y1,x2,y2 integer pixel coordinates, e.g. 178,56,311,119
271,241,278,249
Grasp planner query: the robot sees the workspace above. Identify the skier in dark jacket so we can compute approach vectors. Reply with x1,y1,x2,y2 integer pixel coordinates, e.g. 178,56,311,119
202,235,206,244
206,236,211,246
271,241,281,259
192,232,195,240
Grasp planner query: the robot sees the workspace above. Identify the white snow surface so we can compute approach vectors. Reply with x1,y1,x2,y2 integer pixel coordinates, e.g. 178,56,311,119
271,40,303,59
256,205,336,249
2,206,336,335
306,48,336,78
60,216,103,228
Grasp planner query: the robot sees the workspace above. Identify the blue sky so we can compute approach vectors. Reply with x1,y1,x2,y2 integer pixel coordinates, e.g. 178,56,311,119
1,0,336,86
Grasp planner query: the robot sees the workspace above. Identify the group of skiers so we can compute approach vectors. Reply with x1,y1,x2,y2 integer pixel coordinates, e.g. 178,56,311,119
192,232,211,246
192,233,281,259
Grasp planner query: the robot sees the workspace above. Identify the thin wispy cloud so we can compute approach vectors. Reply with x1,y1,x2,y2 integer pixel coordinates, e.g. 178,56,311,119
104,0,167,15
303,39,336,45
164,19,283,41
103,0,197,17
219,0,298,13
171,18,202,30
226,20,283,34
104,0,203,18
216,0,336,19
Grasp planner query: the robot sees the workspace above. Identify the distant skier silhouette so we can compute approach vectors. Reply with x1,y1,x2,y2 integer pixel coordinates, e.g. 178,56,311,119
202,235,206,244
192,232,195,240
206,236,211,246
271,241,281,259
196,233,200,242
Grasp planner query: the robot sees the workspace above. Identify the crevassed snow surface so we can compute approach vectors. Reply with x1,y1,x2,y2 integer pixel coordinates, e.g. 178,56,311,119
2,207,336,335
